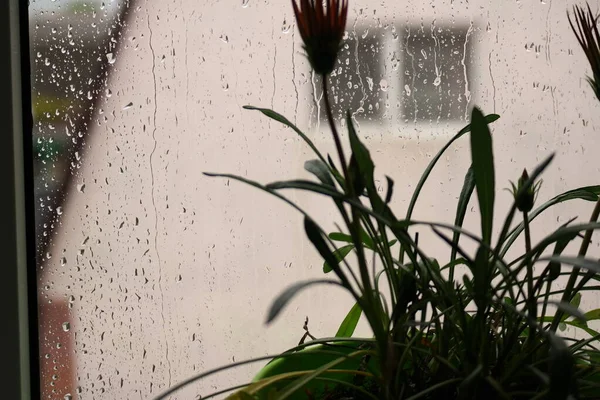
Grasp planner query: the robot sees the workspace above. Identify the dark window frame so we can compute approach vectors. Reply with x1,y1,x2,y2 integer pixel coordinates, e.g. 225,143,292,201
0,0,39,399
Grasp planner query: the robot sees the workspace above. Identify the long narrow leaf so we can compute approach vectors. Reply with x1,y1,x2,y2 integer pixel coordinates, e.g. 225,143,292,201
324,245,354,273
277,350,371,400
244,105,328,165
335,301,363,337
451,166,475,279
470,107,495,245
305,159,335,187
266,280,342,323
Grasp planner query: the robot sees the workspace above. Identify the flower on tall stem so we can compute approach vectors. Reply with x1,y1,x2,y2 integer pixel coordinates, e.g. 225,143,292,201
292,0,350,186
568,3,600,102
292,0,348,76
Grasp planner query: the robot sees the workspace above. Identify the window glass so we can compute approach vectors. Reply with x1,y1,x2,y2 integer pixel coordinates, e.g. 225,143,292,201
401,24,472,122
315,28,385,122
29,1,600,399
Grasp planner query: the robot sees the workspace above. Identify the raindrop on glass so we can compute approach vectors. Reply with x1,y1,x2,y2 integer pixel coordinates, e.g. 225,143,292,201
379,79,389,92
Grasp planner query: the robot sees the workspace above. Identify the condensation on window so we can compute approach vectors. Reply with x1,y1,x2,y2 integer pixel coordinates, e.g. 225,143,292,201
30,1,600,399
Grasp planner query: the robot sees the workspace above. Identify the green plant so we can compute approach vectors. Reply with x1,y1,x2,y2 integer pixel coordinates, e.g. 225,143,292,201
155,2,600,399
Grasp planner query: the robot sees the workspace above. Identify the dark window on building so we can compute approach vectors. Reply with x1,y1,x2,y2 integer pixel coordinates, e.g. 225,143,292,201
315,30,384,122
401,25,472,122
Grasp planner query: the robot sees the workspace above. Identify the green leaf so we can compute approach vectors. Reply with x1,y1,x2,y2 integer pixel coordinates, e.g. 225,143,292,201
547,225,579,281
584,308,600,321
544,300,586,323
346,112,375,193
451,166,475,266
226,391,256,400
335,301,362,337
304,217,341,271
267,179,343,198
571,292,582,309
469,107,495,245
568,320,599,337
539,317,600,337
277,350,370,400
348,155,366,195
328,230,375,250
323,245,354,273
385,176,394,204
329,232,353,243
244,106,327,166
305,159,335,187
540,255,600,276
266,279,341,323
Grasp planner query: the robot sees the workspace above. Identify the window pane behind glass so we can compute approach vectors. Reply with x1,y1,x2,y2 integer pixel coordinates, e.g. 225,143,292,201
30,1,600,399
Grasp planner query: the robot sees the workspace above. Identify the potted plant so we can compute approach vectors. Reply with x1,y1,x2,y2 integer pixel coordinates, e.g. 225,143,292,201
157,2,600,399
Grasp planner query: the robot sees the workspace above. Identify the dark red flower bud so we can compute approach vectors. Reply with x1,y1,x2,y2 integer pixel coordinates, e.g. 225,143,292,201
292,0,348,75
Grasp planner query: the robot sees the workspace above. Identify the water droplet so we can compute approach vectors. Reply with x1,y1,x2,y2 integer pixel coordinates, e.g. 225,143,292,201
64,394,72,400
219,34,229,43
106,53,116,64
60,257,67,266
379,79,389,92
62,322,70,332
242,0,250,7
56,206,63,215
123,102,133,110
281,19,291,33
46,252,52,260
404,85,412,96
433,76,441,87
77,183,86,193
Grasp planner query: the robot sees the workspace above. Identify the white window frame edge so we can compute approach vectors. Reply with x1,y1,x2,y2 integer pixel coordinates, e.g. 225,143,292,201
1,0,39,399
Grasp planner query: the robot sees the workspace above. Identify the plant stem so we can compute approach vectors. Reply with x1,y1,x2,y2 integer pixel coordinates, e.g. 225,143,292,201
551,197,600,331
321,73,384,343
322,76,349,184
322,73,392,397
523,211,536,343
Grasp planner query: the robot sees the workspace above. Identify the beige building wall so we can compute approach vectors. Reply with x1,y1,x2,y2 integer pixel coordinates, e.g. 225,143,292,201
40,0,600,398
